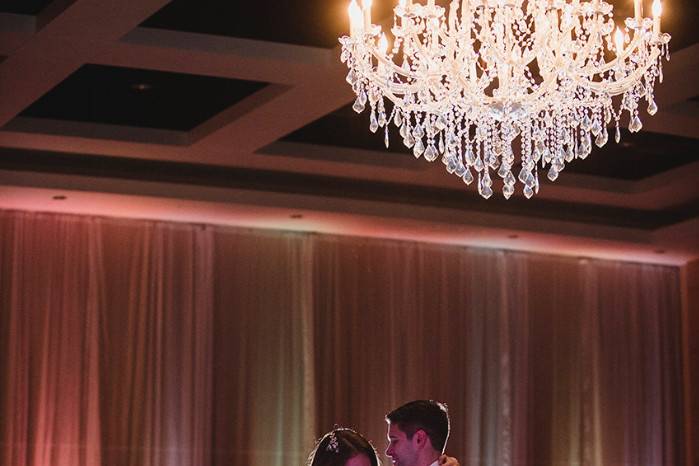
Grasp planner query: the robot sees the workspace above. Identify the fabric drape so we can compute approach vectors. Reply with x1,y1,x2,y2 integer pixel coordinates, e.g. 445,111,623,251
0,210,686,466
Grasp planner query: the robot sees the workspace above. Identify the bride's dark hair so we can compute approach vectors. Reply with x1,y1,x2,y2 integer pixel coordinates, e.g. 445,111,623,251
307,427,380,466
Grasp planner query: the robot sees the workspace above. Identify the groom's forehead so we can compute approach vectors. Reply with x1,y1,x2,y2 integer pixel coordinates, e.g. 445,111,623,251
387,423,405,437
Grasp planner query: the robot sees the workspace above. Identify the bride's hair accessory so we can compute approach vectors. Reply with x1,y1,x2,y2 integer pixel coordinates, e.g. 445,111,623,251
326,431,339,453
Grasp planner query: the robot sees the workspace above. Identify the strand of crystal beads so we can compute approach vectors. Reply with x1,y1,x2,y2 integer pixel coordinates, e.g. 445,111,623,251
339,0,671,199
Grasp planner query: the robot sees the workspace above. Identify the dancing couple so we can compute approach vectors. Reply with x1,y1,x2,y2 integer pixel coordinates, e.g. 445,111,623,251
307,400,460,466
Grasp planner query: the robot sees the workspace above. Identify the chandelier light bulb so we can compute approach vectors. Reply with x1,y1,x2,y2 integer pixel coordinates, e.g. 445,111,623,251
339,0,672,199
348,0,362,36
615,27,625,54
378,33,389,54
634,0,642,22
652,0,663,36
653,0,662,17
363,0,372,29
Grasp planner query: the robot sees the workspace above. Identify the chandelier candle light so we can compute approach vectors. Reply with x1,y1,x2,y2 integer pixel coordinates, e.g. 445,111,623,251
339,0,671,199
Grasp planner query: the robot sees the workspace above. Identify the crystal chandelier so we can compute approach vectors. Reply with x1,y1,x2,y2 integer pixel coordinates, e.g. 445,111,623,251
339,0,671,199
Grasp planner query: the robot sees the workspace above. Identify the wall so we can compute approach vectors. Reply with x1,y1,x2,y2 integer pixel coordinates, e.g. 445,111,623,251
681,260,699,466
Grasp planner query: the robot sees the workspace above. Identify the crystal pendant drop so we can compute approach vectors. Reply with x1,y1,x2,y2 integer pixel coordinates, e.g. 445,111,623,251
369,110,379,133
581,115,592,132
346,69,357,85
474,157,484,172
424,144,438,162
591,120,602,136
413,138,425,158
378,110,387,127
446,157,458,174
359,89,367,105
532,145,542,163
403,134,415,149
394,112,402,127
454,162,467,177
478,176,493,199
503,183,515,199
647,99,658,116
628,114,643,133
465,146,476,165
547,165,559,181
543,148,552,164
446,131,457,147
404,131,415,148
384,129,390,148
595,129,608,148
518,167,528,183
413,124,425,139
523,185,534,199
524,172,536,188
615,126,621,143
352,94,366,113
462,169,474,185
504,172,515,186
565,144,575,162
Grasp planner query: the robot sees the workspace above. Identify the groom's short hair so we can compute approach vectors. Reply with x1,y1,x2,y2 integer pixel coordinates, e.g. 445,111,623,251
385,400,450,452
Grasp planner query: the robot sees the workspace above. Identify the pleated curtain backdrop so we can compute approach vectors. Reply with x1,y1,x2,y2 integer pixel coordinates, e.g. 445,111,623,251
0,210,686,466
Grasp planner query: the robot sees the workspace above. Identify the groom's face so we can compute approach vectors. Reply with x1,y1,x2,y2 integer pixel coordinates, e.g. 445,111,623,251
385,423,418,466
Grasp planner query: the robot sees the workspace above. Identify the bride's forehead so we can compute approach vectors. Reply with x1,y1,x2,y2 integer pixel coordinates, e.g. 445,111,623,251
346,454,373,466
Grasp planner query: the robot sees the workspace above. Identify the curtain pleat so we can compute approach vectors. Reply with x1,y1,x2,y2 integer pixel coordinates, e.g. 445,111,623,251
0,211,687,466
0,213,103,466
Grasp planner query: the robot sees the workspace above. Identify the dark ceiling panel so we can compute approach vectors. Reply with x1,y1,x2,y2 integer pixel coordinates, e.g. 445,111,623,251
20,64,267,131
139,0,699,51
283,104,699,180
0,0,53,15
141,0,394,49
562,130,699,179
282,103,408,154
658,0,699,50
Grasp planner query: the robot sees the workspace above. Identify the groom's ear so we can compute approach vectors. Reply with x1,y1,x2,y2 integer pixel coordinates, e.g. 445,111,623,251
413,429,428,448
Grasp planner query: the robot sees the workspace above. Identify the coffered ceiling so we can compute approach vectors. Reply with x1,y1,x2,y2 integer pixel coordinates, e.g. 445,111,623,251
0,0,697,264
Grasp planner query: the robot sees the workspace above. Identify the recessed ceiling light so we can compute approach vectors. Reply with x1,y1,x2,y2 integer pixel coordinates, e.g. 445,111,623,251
52,195,67,200
131,83,153,92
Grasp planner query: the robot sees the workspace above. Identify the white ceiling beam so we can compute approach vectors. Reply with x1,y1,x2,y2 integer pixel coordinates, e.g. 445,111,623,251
95,28,338,85
0,13,35,55
0,0,171,127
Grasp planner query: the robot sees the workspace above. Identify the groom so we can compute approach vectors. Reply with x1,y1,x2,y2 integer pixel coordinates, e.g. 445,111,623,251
384,400,451,466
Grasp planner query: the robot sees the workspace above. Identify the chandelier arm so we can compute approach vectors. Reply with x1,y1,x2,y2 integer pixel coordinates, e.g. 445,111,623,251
362,43,421,80
403,28,442,76
577,48,661,95
571,19,604,69
579,32,647,76
452,61,560,110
